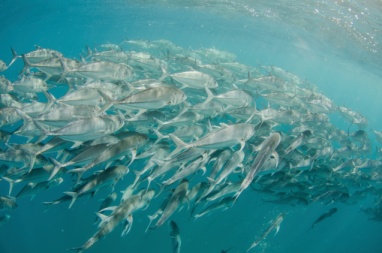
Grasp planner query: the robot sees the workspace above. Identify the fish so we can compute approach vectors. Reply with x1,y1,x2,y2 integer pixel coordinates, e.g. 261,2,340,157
204,150,244,197
0,214,11,227
71,189,155,253
60,59,133,82
151,179,189,229
247,213,284,252
166,70,218,89
0,195,18,210
193,196,234,219
220,249,232,253
235,132,281,201
311,208,338,229
16,177,63,199
68,133,148,175
64,165,129,208
0,39,381,253
99,85,187,112
169,123,255,156
170,220,181,253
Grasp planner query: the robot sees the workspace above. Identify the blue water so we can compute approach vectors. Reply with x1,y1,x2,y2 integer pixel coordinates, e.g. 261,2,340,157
1,1,382,253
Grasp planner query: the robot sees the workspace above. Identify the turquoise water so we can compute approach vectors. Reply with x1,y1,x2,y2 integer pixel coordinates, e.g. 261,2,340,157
0,1,382,253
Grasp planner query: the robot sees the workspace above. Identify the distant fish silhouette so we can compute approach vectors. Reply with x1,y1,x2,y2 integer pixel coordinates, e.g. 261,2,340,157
221,247,232,253
311,208,338,229
170,220,181,253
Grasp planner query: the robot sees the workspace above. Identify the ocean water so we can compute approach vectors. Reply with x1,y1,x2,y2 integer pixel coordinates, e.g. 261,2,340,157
0,1,382,253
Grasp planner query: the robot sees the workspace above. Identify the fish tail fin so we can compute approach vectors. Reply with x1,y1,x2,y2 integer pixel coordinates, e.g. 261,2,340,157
168,134,187,156
64,191,78,209
233,188,242,205
58,57,70,83
20,54,32,74
246,240,260,252
145,214,157,232
67,168,85,185
7,47,19,69
1,176,15,195
203,87,215,105
159,63,168,82
47,157,64,180
131,170,142,188
153,118,165,130
32,120,49,143
42,90,57,108
97,89,114,113
202,177,216,198
85,45,92,58
68,247,84,253
153,126,165,138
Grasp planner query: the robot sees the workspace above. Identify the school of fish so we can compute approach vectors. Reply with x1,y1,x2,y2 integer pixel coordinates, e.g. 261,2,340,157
1,39,382,252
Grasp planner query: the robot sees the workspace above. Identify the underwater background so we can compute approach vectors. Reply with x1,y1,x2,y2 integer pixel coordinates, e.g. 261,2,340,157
0,1,382,253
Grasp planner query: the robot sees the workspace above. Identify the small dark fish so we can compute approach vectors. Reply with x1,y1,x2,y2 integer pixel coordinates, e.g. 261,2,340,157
170,220,181,253
311,208,338,229
0,214,11,226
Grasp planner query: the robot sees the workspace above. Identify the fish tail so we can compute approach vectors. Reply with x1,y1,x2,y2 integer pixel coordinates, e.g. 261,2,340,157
64,191,78,209
85,45,93,58
1,176,15,195
97,89,114,113
203,87,215,105
168,134,187,156
68,247,83,253
159,64,168,82
20,54,31,74
48,157,64,180
8,47,19,69
58,57,70,83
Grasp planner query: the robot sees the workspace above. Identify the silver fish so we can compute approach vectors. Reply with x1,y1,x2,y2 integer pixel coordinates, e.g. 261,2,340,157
169,123,255,156
152,179,189,229
65,165,129,208
167,70,218,89
71,189,154,253
247,213,284,252
235,132,281,201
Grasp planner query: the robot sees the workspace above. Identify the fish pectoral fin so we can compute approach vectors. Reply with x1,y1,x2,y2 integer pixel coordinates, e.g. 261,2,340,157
121,215,133,236
274,224,281,235
99,205,117,213
271,151,279,166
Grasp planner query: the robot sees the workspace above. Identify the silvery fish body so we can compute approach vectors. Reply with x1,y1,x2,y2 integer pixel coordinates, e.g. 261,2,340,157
235,133,281,200
44,115,124,142
170,70,218,89
169,123,254,155
63,60,133,82
153,180,189,229
114,86,186,110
